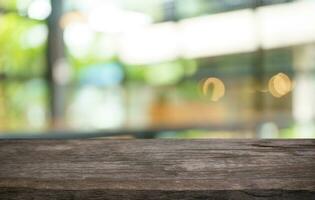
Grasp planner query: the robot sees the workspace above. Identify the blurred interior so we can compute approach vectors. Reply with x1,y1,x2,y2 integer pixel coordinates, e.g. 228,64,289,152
0,0,314,139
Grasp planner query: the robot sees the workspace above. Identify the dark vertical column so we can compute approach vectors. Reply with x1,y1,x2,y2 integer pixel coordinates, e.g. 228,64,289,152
46,0,66,129
252,49,265,111
163,0,177,21
252,0,265,123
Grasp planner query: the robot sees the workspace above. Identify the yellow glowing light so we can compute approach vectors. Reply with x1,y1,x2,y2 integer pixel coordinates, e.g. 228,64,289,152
201,77,226,102
268,73,292,98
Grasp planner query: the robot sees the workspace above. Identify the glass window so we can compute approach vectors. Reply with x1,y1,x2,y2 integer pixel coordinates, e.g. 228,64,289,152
1,0,314,139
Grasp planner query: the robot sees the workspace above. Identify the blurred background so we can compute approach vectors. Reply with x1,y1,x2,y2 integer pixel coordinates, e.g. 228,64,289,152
0,0,314,139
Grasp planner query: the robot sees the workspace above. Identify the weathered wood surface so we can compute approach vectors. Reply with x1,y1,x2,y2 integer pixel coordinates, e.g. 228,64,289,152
0,139,314,199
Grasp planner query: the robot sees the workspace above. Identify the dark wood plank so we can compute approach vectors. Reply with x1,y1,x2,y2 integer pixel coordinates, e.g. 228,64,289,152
0,139,314,199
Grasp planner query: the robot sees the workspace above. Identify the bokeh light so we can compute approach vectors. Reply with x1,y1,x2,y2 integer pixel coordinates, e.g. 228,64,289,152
201,77,225,102
27,0,51,20
268,73,292,98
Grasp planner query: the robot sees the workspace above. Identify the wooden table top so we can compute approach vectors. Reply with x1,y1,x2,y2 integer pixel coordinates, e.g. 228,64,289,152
0,139,314,199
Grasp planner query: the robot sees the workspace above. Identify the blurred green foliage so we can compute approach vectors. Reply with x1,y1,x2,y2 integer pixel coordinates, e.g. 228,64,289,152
0,4,48,131
0,13,46,77
0,79,47,131
0,0,17,10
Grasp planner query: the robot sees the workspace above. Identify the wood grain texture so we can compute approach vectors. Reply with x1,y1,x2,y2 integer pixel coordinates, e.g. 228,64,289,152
0,139,314,199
